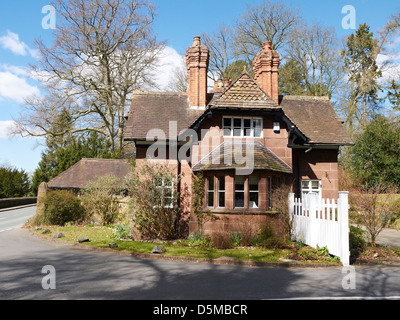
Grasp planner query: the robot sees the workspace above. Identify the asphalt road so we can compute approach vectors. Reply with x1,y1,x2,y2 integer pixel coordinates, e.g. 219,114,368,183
0,205,37,232
0,206,400,301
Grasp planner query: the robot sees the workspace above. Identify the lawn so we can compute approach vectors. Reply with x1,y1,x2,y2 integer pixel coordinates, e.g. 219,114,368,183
29,225,342,265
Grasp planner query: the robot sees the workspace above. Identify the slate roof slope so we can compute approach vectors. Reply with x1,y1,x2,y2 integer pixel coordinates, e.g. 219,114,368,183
47,159,132,189
124,92,204,140
280,95,353,146
192,141,292,173
208,71,280,110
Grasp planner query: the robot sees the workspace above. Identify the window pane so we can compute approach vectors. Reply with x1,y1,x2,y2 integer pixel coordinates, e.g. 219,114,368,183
218,177,225,191
249,176,259,191
302,180,310,190
233,118,242,136
312,181,319,190
253,119,262,137
235,176,245,190
243,119,251,136
235,192,244,208
223,128,231,136
208,177,214,190
207,192,214,207
219,192,225,207
249,192,259,208
223,118,232,127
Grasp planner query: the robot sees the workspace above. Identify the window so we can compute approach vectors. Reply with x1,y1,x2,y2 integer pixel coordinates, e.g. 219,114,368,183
249,176,259,208
235,176,245,208
207,177,214,207
301,180,321,201
218,177,225,207
223,117,262,138
154,177,174,208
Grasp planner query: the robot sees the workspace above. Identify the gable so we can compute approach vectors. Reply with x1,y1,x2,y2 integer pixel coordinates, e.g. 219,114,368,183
208,72,280,110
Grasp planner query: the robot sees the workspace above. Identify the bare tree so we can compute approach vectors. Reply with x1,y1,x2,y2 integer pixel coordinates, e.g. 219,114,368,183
350,183,399,247
287,22,343,98
13,0,163,155
233,1,300,67
166,55,188,92
201,24,235,82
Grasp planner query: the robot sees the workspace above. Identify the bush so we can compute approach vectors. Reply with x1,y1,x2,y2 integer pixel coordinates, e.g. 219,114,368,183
125,162,181,240
187,231,213,248
113,223,132,239
211,231,232,249
230,232,242,247
349,226,366,258
80,175,122,226
39,190,86,226
255,219,287,249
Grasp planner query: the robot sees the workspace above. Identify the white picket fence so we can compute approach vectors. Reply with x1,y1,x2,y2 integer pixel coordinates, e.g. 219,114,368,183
288,192,350,266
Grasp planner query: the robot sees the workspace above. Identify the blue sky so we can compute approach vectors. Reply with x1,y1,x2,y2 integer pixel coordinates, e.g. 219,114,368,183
0,0,399,173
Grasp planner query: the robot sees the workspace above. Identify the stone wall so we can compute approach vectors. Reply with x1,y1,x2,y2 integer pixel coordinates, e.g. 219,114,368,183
0,197,37,210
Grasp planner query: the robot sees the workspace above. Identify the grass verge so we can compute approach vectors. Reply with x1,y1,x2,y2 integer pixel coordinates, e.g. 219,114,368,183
28,225,344,265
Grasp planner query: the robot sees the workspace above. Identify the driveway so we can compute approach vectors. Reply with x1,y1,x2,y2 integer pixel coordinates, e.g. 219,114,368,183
1,227,400,300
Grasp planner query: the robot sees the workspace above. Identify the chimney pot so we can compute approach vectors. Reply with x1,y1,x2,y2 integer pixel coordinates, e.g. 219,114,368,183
193,36,201,47
263,41,272,51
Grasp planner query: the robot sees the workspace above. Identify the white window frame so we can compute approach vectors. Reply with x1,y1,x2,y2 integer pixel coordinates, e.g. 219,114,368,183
207,177,215,208
154,177,174,209
234,176,245,208
301,179,321,202
217,177,225,208
249,176,259,208
223,116,263,138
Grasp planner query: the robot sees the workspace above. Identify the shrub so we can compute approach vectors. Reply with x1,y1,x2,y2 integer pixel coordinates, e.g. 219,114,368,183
80,175,122,226
187,231,213,248
113,223,132,239
125,162,181,240
236,213,258,246
39,190,86,226
255,219,287,249
230,232,242,247
211,231,232,249
349,226,366,258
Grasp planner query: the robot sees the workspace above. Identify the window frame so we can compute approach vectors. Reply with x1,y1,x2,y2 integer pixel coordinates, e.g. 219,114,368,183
222,116,263,138
301,179,322,202
249,176,259,208
154,177,174,209
217,177,225,208
206,176,215,208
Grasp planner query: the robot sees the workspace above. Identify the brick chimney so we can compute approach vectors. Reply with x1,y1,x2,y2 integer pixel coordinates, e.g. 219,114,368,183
185,36,209,109
252,41,280,104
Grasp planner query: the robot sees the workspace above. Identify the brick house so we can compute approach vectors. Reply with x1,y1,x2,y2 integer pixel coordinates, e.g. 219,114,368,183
124,36,352,234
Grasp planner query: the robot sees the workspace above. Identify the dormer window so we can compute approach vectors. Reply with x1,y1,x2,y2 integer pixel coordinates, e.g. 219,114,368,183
223,117,263,138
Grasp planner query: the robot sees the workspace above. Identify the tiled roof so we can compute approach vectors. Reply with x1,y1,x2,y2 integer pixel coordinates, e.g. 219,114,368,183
124,92,204,140
192,141,292,173
280,95,353,145
208,72,280,110
47,159,132,189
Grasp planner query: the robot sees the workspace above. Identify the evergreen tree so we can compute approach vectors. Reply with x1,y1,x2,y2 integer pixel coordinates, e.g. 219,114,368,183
0,166,30,198
30,132,119,195
349,116,400,188
278,58,306,95
342,23,382,131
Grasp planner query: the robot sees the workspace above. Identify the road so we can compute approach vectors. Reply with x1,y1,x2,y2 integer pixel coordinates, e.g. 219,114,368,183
0,206,400,301
0,206,37,232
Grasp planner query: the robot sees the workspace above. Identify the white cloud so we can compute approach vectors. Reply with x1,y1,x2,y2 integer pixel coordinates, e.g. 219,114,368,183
0,30,39,58
152,46,186,91
0,71,40,103
0,121,15,139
